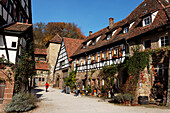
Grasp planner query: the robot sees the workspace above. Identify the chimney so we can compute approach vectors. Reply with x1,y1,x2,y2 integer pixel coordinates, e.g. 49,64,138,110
109,18,114,29
89,31,92,36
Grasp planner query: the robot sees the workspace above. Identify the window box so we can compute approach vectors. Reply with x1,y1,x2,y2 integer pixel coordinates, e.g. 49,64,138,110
112,54,118,59
101,58,105,61
91,60,96,64
76,64,80,67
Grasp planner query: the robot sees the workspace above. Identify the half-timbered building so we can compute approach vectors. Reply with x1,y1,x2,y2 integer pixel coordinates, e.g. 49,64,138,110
71,0,170,105
0,0,32,105
54,37,83,89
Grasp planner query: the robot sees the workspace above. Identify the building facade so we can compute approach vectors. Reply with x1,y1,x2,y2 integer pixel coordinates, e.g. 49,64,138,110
71,0,170,105
0,0,32,105
34,48,49,86
54,37,83,89
46,34,62,84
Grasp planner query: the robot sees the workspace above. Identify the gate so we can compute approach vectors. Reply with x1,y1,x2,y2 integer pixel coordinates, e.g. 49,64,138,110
0,84,5,104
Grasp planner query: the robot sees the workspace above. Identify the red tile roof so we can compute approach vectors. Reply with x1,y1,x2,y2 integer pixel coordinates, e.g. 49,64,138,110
48,34,62,43
35,61,49,70
34,48,47,55
4,22,32,32
71,0,170,57
63,37,84,61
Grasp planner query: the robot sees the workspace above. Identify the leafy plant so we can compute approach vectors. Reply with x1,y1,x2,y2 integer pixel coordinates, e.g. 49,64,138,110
64,70,77,90
4,92,37,112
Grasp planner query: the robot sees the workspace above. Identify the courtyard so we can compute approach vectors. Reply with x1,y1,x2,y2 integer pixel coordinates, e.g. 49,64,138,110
29,87,170,113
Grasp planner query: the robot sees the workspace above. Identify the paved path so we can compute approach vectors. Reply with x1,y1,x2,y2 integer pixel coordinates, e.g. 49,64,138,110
30,87,170,113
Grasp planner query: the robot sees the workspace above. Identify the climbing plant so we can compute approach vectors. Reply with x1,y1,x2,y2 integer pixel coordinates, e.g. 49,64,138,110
14,42,35,93
99,64,118,90
64,70,77,90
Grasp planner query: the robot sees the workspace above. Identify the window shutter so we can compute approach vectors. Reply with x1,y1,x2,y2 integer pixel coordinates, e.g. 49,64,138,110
96,54,98,62
111,49,114,57
100,52,103,59
106,50,109,60
119,47,122,57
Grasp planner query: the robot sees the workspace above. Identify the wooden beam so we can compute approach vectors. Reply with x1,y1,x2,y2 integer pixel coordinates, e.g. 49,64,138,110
15,37,21,63
2,34,9,61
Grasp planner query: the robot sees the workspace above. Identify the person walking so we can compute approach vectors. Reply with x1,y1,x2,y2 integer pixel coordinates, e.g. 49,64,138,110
45,82,49,92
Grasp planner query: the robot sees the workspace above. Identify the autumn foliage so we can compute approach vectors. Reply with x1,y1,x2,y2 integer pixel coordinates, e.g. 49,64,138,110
33,22,85,48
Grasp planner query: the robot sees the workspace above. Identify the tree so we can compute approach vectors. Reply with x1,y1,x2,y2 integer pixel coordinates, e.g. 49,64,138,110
64,70,76,90
33,22,46,48
33,22,85,48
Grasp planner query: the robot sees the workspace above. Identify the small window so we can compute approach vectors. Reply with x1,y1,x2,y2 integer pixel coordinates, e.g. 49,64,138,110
42,78,45,82
160,36,169,47
39,78,41,81
106,35,111,40
83,45,86,49
144,40,151,49
92,40,96,46
143,16,151,26
123,27,129,34
11,42,16,48
143,3,146,7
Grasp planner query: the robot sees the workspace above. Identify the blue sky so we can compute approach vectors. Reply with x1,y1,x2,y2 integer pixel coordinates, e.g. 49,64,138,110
32,0,143,36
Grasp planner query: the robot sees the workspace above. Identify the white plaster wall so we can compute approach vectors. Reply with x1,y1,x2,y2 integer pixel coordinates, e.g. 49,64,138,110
5,36,18,49
9,51,17,64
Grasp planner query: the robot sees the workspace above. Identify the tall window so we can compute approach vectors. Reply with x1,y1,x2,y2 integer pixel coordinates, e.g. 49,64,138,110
103,52,107,60
160,36,169,47
143,16,151,26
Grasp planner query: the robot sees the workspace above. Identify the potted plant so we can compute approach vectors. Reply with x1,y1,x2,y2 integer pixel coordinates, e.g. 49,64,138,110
113,54,118,59
101,58,105,61
91,60,96,64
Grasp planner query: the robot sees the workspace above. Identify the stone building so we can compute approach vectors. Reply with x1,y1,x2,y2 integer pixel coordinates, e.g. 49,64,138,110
46,34,62,84
54,37,83,89
70,0,170,105
34,48,49,86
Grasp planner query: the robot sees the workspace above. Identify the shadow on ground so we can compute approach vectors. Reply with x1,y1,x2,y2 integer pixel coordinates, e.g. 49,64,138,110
31,87,44,98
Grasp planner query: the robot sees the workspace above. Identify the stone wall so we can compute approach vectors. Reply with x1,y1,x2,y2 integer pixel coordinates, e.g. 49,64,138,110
47,43,60,83
0,67,14,105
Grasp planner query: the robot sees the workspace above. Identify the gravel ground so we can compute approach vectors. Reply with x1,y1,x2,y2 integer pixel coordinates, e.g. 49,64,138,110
30,87,170,113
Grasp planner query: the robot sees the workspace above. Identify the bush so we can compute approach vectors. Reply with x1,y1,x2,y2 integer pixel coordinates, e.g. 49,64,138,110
123,93,134,101
114,93,123,103
114,93,134,103
4,92,37,112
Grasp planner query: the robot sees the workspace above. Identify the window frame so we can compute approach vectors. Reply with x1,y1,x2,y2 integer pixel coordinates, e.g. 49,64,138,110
159,35,169,47
123,27,129,34
143,16,151,26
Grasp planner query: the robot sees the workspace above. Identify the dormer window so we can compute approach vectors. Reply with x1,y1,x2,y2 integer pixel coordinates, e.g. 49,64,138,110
106,35,111,40
83,45,86,49
123,27,129,34
143,16,151,26
92,40,96,46
143,3,146,7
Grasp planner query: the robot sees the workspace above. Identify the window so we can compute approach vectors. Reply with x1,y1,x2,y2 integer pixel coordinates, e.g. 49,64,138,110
106,35,111,40
143,16,151,26
42,78,45,82
0,36,4,47
123,27,129,34
92,40,96,46
83,45,86,49
11,42,16,48
39,78,41,81
143,3,146,7
160,36,169,47
144,40,151,49
103,52,107,60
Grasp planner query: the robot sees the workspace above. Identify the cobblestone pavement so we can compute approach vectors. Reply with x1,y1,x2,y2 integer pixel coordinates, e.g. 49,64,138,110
30,87,170,113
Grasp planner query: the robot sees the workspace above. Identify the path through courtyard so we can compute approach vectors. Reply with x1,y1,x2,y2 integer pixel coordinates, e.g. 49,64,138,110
30,87,170,113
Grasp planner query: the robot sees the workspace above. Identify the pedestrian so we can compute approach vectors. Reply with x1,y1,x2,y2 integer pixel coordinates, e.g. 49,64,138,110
45,82,49,92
